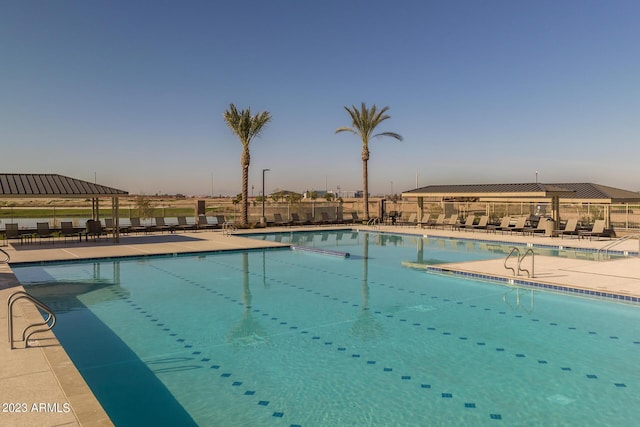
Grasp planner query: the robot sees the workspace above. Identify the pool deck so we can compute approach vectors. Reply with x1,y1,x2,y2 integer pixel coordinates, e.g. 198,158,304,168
1,225,639,426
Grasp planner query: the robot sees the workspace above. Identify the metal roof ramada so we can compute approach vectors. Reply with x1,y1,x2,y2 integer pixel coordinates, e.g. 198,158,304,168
402,182,640,202
0,174,128,197
403,183,573,197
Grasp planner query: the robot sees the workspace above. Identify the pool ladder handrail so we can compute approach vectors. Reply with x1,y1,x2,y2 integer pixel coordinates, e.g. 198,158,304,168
222,221,237,236
0,247,9,263
596,233,639,259
8,291,56,350
504,247,535,278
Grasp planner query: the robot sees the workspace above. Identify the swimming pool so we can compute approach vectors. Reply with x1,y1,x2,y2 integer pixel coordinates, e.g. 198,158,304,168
13,231,640,426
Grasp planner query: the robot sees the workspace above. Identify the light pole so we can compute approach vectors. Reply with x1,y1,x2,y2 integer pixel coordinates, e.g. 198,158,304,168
261,168,270,225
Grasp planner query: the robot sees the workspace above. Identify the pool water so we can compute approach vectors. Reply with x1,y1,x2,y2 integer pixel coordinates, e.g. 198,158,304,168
13,231,640,426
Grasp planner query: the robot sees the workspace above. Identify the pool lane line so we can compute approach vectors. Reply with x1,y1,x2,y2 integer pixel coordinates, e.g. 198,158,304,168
147,264,512,422
106,286,302,426
150,258,635,394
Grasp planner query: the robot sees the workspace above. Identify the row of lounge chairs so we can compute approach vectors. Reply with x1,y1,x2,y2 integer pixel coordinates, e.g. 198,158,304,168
396,214,612,239
269,211,362,226
1,216,232,244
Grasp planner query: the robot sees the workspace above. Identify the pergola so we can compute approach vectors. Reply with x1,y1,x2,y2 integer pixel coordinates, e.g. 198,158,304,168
402,183,575,230
0,173,129,242
402,182,640,229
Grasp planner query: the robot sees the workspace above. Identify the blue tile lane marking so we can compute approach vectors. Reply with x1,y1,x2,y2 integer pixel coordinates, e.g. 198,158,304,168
140,253,631,425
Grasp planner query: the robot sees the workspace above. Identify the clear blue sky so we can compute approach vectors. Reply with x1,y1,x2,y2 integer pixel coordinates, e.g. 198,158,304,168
2,0,639,196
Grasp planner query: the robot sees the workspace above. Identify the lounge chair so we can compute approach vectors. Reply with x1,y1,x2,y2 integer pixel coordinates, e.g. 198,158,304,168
559,218,579,239
272,213,291,226
487,216,511,233
417,214,431,228
425,214,445,229
350,212,361,224
440,215,459,230
524,217,552,236
507,216,528,234
60,221,82,242
335,212,347,224
129,217,149,234
37,222,54,244
320,212,335,225
213,215,232,228
401,213,417,227
306,213,320,225
471,215,489,231
578,219,611,240
153,217,175,233
291,212,307,226
197,215,218,230
454,216,476,231
105,218,129,235
176,216,197,231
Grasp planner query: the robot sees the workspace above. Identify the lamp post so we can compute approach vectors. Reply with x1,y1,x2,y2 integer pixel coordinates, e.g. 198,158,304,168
261,168,270,226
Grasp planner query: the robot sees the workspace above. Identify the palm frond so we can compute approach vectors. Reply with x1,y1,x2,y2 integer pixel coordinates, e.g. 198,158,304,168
373,131,403,141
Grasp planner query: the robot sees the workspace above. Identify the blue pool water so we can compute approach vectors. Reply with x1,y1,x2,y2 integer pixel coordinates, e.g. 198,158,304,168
12,231,640,426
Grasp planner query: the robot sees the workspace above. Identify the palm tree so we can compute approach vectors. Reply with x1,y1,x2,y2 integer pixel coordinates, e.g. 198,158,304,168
223,104,272,225
336,103,402,220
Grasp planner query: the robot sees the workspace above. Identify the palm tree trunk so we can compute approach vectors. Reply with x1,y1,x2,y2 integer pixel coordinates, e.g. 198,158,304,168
362,146,370,220
241,148,250,225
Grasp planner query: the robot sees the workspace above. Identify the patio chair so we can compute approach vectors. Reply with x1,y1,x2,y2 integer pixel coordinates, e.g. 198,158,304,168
153,217,175,233
306,212,320,225
85,220,105,240
105,218,129,235
487,216,511,233
176,216,197,231
559,218,579,239
272,213,291,226
37,222,55,244
425,214,445,229
578,219,611,240
524,217,552,236
129,217,149,234
320,212,335,225
60,221,82,242
401,213,417,227
350,212,361,224
215,215,228,227
417,214,431,228
471,215,489,231
507,216,528,234
454,215,476,231
197,215,218,230
290,212,306,226
440,215,459,230
4,223,22,243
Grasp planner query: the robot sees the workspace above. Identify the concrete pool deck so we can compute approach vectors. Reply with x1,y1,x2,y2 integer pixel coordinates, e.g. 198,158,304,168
1,225,639,426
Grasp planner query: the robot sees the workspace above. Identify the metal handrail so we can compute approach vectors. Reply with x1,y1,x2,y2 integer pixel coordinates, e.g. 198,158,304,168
504,247,520,276
517,248,535,278
222,222,237,236
596,234,639,258
8,291,56,349
367,217,379,228
0,248,9,263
